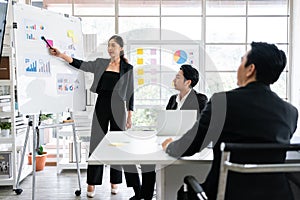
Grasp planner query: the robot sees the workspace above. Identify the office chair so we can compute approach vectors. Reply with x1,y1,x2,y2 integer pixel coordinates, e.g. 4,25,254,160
181,142,300,200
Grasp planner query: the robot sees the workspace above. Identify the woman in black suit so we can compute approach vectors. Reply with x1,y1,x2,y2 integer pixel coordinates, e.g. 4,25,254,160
49,35,140,198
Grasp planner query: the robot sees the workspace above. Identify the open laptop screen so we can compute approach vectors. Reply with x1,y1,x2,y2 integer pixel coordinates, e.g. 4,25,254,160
156,110,197,136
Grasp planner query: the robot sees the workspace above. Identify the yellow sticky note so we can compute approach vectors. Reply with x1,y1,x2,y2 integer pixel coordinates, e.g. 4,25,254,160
67,30,75,42
137,48,143,55
67,30,74,38
137,68,144,75
138,78,144,85
137,58,144,65
109,143,125,147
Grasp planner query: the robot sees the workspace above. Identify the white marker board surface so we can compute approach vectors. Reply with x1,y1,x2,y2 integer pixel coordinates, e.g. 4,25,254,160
13,3,86,114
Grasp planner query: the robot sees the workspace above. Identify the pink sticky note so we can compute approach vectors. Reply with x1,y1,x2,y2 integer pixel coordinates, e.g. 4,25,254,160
150,49,156,55
150,68,157,75
46,40,53,48
151,59,157,65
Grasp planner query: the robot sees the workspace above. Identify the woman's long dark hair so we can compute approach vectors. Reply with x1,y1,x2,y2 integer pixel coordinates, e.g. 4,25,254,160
109,35,128,63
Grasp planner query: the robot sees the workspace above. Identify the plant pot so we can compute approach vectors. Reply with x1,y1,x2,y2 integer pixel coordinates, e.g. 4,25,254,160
0,129,10,137
28,152,47,171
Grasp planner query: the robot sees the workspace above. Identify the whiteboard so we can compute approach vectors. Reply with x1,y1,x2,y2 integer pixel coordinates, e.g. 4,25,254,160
13,3,86,114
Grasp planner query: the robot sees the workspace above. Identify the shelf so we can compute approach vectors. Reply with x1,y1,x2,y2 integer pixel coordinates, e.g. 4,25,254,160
58,127,91,137
0,137,13,144
0,101,11,107
0,166,32,186
0,14,21,188
0,95,11,100
0,112,12,118
57,158,87,173
0,80,11,85
0,177,14,186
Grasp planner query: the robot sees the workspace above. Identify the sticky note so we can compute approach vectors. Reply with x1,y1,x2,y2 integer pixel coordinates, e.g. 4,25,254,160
138,78,144,85
109,143,125,147
151,78,157,83
150,49,156,55
137,48,143,55
46,39,53,48
151,59,157,65
137,58,144,65
137,68,144,75
67,30,76,42
150,68,157,75
67,30,74,38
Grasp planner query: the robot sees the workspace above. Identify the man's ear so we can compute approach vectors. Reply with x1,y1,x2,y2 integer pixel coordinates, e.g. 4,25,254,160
185,80,192,87
246,64,256,78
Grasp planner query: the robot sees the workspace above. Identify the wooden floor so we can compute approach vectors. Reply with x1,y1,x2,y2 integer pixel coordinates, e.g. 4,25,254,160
0,166,152,200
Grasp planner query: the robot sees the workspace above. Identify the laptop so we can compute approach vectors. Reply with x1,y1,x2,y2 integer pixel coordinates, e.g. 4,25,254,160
156,110,197,137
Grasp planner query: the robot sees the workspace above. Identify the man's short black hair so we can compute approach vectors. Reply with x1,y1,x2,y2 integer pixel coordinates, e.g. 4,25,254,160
180,64,199,88
245,42,287,85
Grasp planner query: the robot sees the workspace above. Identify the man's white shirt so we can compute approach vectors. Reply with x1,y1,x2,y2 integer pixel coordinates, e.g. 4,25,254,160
175,89,192,110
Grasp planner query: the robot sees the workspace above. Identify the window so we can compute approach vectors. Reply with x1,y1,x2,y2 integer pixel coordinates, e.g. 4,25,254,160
42,0,292,129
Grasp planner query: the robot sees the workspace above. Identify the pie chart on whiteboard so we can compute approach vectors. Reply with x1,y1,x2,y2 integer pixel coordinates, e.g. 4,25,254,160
173,50,188,64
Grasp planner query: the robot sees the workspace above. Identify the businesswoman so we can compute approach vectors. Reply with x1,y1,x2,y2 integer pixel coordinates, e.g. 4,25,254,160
49,35,140,198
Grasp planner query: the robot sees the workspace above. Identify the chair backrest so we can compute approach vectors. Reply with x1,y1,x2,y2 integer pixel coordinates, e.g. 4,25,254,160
217,142,300,200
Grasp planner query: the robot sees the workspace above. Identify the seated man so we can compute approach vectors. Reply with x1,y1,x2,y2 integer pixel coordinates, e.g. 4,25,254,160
166,64,207,113
162,42,298,200
135,65,208,200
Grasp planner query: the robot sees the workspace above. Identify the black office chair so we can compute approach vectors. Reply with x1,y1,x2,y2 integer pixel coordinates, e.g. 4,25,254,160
181,142,300,200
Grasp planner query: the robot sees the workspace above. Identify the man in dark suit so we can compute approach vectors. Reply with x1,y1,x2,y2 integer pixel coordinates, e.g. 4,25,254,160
166,64,207,113
133,65,208,200
162,42,298,200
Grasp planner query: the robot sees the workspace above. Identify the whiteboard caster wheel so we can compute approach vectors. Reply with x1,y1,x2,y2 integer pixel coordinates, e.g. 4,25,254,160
75,189,81,196
14,188,23,195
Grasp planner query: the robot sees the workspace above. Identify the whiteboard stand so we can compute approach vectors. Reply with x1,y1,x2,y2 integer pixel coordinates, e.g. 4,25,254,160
13,114,38,198
13,113,82,198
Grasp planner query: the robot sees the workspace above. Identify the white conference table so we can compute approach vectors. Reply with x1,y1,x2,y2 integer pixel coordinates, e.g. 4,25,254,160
88,131,300,199
88,131,213,200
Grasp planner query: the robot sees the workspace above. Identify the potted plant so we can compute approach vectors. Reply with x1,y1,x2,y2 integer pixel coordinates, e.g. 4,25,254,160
0,122,11,137
27,113,52,171
39,114,53,124
28,145,47,171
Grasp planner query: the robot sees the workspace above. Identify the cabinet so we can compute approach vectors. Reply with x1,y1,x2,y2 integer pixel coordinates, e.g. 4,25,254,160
0,2,32,186
0,55,33,187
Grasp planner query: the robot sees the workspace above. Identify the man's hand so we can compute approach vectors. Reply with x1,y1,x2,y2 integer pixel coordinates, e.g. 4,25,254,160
126,111,132,129
162,138,173,151
126,116,132,129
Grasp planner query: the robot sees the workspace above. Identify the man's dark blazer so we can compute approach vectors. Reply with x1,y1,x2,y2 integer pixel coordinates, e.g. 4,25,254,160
166,82,298,200
166,89,207,113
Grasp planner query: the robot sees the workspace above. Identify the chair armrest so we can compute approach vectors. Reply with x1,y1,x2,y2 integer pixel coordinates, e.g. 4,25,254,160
184,176,208,200
221,143,300,152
